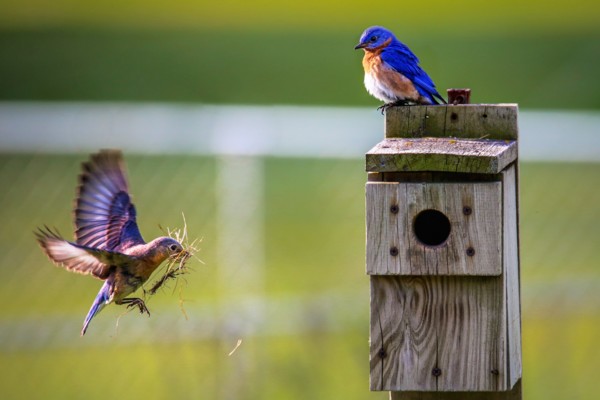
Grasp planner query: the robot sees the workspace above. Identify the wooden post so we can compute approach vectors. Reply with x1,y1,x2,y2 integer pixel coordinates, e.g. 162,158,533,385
365,95,522,399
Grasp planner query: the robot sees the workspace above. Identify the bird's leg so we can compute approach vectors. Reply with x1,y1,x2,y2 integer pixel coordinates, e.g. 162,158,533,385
121,297,151,316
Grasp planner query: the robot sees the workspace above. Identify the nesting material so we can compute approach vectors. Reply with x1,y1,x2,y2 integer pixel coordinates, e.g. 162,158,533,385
147,215,201,299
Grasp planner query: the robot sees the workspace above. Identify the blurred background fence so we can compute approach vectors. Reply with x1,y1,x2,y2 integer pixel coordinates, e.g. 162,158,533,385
0,1,599,399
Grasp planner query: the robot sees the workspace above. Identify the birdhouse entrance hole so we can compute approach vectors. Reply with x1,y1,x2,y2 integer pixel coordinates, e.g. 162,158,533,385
413,209,451,246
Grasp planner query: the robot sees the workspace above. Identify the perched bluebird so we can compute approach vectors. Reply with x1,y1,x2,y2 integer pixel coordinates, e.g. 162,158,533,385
355,26,446,110
36,150,186,336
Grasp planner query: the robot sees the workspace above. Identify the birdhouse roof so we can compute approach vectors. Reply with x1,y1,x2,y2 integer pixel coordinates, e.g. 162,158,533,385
366,137,517,174
366,104,519,174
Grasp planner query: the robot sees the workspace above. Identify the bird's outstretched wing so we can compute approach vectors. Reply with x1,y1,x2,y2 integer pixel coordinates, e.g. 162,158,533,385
36,227,137,280
381,43,446,104
75,150,145,251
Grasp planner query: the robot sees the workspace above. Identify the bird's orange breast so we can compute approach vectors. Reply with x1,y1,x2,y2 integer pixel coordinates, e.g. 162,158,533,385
362,55,421,102
361,37,391,74
362,51,381,74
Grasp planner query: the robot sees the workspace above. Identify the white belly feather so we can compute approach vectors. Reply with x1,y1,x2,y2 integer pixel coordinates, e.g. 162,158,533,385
364,72,398,103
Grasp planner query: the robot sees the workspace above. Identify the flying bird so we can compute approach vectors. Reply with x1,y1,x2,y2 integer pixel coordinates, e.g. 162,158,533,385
355,26,446,111
36,150,186,336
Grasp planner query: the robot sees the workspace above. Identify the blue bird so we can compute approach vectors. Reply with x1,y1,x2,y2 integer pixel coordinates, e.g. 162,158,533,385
36,150,186,336
355,26,446,110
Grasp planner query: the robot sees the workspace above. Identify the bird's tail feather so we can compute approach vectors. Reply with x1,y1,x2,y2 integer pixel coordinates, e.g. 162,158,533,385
433,92,447,104
81,281,112,336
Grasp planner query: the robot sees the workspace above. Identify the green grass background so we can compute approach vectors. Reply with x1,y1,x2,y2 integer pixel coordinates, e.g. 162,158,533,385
0,1,599,399
1,29,599,109
1,0,600,109
0,155,598,399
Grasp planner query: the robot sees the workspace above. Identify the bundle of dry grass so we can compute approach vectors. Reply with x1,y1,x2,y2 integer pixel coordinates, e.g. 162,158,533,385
145,215,201,314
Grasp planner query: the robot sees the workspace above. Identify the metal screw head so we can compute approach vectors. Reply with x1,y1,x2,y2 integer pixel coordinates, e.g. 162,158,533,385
390,204,399,214
390,246,399,257
432,367,442,377
463,206,472,216
466,247,475,257
450,112,458,121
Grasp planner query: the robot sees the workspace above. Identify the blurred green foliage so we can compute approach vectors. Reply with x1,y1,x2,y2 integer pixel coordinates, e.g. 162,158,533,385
0,154,598,399
1,0,600,109
1,0,599,33
1,29,599,109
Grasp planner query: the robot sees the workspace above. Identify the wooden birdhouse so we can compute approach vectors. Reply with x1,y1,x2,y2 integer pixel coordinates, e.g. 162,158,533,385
365,100,522,399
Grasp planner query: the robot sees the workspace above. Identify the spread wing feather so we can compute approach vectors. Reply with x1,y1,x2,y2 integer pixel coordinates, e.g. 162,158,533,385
36,227,137,280
75,150,144,251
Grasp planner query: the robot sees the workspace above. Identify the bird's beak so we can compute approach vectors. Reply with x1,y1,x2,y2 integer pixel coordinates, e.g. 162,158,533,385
354,42,367,50
172,249,189,261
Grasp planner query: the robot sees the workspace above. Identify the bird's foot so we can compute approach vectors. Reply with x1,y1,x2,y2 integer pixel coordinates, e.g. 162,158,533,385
377,103,393,114
393,99,415,107
377,100,414,114
122,297,151,317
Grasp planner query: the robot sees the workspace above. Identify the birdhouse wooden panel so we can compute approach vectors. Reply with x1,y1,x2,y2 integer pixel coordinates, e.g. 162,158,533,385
365,104,522,397
366,181,502,276
370,275,505,391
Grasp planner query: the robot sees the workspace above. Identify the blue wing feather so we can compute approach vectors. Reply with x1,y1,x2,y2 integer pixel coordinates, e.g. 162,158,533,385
381,41,445,104
75,150,145,251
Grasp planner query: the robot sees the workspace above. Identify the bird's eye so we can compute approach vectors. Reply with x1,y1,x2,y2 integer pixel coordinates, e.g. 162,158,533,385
169,244,179,251
370,36,378,42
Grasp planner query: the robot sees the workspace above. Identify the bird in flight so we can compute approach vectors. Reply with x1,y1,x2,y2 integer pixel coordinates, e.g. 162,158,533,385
355,26,446,111
36,150,187,336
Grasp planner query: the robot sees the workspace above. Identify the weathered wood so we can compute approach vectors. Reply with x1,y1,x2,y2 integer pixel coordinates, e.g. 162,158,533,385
366,137,517,174
370,276,505,391
385,104,518,141
389,379,522,400
366,181,502,276
502,165,522,387
368,172,384,182
366,182,405,275
367,103,522,398
370,276,437,392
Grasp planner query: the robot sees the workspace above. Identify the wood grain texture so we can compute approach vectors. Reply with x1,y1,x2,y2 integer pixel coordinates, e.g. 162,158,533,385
384,105,518,141
365,137,517,174
370,276,438,392
366,103,522,397
366,181,502,276
503,165,522,387
389,379,522,400
370,276,506,391
366,182,406,275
